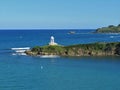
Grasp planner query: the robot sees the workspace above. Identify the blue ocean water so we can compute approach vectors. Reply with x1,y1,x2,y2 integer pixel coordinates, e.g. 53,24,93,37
0,29,120,90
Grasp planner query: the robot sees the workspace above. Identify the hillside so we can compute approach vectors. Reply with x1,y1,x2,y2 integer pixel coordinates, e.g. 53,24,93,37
96,24,120,33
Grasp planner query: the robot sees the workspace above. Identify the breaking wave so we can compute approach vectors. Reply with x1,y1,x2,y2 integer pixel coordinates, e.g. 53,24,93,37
11,47,30,50
11,47,30,56
39,55,60,58
0,47,30,56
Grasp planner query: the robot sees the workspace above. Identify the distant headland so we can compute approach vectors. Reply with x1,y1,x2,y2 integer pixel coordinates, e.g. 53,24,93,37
25,36,120,57
95,24,120,33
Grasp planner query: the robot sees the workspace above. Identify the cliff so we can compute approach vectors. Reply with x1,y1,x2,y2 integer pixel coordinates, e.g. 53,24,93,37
96,24,120,33
25,42,120,56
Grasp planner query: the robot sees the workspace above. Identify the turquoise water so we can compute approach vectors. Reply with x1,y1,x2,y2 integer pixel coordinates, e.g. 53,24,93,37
0,30,120,90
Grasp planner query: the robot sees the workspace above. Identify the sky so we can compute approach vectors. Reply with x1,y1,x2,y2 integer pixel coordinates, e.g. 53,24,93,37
0,0,120,29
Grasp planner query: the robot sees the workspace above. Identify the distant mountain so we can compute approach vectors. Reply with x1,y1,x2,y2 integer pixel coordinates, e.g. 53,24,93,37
95,24,120,33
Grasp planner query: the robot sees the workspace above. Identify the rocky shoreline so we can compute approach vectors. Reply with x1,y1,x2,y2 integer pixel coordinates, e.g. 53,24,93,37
25,42,120,56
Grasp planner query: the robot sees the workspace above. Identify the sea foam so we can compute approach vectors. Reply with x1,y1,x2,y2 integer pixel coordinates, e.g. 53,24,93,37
11,47,30,56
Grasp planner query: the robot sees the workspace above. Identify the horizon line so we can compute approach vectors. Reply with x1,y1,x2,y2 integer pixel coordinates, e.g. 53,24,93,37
0,28,96,30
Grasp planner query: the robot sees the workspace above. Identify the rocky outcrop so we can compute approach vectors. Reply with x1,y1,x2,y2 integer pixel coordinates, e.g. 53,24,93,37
25,42,120,56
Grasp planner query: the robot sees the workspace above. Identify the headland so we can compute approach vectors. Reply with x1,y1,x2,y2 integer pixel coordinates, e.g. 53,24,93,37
95,24,120,33
25,42,120,57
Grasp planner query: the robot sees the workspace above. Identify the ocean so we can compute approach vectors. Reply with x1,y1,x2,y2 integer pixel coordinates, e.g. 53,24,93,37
0,29,120,90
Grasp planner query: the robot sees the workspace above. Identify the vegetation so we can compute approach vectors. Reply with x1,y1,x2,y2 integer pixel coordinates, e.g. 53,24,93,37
25,42,120,56
96,24,120,33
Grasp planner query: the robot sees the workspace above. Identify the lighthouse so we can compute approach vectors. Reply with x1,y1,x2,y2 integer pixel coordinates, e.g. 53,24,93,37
49,36,58,45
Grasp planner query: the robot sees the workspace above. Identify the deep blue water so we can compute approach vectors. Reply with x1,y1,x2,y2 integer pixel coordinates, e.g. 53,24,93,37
0,29,120,90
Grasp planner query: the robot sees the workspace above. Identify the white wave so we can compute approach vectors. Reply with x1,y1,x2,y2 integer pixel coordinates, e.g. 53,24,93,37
110,36,114,38
11,47,30,56
15,50,26,53
18,53,27,56
40,55,60,58
12,53,27,56
110,36,120,38
12,53,17,55
11,47,30,50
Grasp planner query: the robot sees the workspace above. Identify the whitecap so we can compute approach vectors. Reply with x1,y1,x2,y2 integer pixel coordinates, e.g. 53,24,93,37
40,55,60,58
15,50,26,53
12,53,17,56
18,53,27,56
110,36,114,38
11,47,30,50
11,47,30,56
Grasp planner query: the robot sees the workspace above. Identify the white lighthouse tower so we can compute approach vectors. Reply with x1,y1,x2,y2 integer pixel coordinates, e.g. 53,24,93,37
49,36,58,45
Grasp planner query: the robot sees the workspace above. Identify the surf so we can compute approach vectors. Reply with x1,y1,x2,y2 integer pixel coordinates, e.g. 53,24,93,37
11,47,30,56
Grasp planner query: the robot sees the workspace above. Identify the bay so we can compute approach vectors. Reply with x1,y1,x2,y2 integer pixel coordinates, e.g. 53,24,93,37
0,29,120,90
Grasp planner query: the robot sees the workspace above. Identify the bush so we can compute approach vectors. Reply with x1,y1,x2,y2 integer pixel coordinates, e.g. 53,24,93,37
31,46,41,52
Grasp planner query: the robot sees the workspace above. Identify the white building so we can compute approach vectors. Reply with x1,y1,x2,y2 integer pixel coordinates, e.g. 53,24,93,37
49,36,58,45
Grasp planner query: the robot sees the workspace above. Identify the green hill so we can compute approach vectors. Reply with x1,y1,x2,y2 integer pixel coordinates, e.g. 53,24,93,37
96,24,120,33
